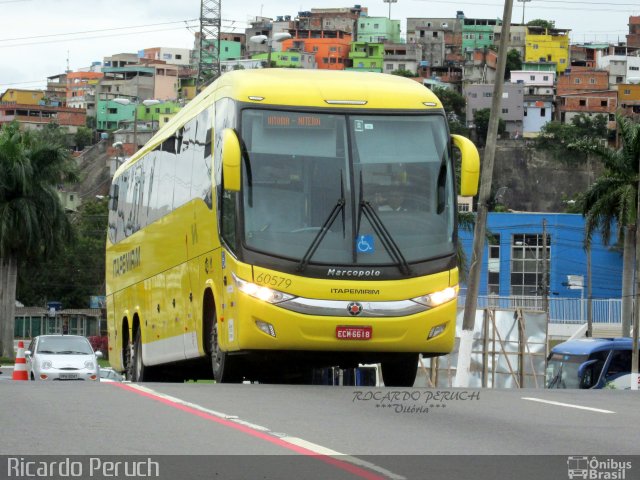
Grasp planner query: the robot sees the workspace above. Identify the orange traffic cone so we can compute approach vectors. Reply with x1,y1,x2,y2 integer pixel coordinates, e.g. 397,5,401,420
12,341,28,381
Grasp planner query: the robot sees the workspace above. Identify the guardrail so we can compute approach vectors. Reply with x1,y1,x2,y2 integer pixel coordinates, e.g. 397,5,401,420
458,295,622,324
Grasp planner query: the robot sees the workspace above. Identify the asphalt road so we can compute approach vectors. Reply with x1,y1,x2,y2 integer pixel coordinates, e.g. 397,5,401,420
1,379,638,480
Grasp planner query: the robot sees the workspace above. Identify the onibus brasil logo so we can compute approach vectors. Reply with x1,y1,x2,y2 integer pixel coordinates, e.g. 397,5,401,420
567,456,632,479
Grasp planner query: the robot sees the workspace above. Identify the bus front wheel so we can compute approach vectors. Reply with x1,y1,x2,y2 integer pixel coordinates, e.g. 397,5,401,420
210,320,242,383
381,354,418,387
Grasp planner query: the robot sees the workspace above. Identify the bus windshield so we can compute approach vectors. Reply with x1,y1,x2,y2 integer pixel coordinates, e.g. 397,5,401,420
546,353,588,389
240,109,454,268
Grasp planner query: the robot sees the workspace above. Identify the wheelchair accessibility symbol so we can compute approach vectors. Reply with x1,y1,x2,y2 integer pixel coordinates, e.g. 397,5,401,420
357,235,375,254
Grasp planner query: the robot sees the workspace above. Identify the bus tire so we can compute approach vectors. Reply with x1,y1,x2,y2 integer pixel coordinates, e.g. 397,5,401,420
131,330,149,382
381,354,418,387
210,319,242,383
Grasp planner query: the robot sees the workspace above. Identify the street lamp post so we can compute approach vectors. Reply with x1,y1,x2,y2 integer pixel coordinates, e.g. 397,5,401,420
142,99,161,132
113,98,161,146
112,141,124,176
517,0,531,25
249,32,292,68
383,0,397,20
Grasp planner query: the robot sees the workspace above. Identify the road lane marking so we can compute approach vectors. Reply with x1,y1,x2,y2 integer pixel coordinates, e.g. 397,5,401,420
110,382,405,480
522,397,615,414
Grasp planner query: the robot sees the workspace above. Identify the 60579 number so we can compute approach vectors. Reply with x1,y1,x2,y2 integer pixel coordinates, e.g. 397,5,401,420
255,273,292,289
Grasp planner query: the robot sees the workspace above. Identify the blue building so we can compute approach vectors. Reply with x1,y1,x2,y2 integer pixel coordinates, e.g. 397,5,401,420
459,213,623,302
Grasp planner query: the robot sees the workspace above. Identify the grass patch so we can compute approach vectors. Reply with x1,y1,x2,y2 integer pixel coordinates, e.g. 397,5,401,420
98,358,111,368
0,356,14,365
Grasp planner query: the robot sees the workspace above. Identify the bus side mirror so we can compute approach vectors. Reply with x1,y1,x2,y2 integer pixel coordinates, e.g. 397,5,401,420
452,134,480,197
222,129,242,192
578,359,598,389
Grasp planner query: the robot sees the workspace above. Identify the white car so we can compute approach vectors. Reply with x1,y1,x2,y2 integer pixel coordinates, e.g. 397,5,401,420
99,367,124,382
25,335,101,381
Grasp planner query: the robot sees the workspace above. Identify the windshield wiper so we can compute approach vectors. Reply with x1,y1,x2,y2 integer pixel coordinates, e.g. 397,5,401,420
354,171,411,276
547,364,563,389
57,350,89,355
36,350,55,354
297,171,346,272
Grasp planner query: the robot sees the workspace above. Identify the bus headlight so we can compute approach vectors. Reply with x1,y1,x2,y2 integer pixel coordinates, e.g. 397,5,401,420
412,286,458,308
233,274,295,304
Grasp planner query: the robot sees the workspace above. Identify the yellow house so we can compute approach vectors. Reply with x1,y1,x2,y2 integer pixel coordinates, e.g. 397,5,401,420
618,83,640,116
0,89,44,105
525,27,571,74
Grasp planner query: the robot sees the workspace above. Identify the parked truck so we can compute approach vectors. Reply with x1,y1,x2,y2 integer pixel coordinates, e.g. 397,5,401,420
546,338,638,389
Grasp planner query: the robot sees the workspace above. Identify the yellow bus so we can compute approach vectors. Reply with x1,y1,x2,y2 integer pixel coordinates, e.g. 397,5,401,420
106,69,479,386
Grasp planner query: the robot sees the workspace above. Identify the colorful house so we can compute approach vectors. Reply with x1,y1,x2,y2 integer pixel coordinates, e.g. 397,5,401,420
356,17,401,43
0,89,44,105
462,18,500,53
459,213,623,323
618,82,640,116
66,71,103,117
525,26,570,74
281,30,352,70
347,42,384,72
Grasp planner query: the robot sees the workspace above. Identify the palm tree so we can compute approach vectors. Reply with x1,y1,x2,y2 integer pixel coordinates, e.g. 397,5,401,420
0,122,76,359
575,115,640,337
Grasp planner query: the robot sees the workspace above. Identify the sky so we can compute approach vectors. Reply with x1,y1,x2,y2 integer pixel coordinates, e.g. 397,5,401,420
1,0,639,91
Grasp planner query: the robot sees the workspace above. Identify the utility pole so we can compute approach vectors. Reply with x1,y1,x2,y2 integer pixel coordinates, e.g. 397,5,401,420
632,164,640,390
197,0,222,92
587,243,592,337
542,219,548,316
455,0,514,388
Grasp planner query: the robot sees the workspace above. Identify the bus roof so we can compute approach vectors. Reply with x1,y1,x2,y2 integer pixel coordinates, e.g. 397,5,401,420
116,69,444,177
551,337,633,356
209,69,443,110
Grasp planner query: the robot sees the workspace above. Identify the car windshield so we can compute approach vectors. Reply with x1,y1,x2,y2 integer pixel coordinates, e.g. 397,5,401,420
546,353,588,389
36,337,94,355
240,109,454,267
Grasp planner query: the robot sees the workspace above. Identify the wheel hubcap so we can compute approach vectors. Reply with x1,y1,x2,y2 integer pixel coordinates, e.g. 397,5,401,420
212,323,221,373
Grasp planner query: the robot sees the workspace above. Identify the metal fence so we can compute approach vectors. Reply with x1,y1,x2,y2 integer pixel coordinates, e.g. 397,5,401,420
458,295,622,324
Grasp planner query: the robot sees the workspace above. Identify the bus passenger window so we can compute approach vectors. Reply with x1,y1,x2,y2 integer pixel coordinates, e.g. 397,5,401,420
605,350,632,380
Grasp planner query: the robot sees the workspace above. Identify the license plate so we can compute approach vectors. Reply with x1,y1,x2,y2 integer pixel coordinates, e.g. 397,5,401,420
59,373,78,380
336,326,372,340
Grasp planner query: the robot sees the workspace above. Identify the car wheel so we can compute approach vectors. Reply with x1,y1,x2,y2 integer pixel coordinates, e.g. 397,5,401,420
381,354,418,387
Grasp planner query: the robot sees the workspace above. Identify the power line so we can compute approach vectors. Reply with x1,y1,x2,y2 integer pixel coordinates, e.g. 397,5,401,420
412,0,639,12
0,25,199,49
0,19,198,43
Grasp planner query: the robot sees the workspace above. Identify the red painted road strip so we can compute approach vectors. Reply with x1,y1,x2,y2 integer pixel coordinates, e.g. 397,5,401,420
110,382,385,480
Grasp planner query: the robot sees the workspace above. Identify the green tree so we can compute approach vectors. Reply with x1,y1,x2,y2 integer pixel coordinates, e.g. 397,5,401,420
390,68,417,78
431,87,470,136
527,19,555,29
17,199,108,309
535,113,608,163
473,108,505,146
432,87,465,117
74,126,94,150
574,115,640,337
505,49,522,79
0,122,77,358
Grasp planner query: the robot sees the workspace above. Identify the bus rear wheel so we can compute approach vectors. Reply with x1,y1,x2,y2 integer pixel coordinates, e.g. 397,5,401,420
130,330,148,382
210,320,242,383
381,354,418,387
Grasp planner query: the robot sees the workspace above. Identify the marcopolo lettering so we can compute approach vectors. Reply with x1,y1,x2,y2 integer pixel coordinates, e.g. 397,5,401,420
327,268,382,278
113,246,141,278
